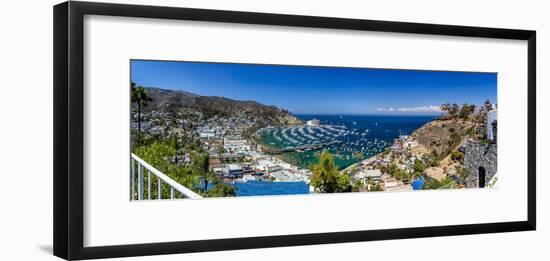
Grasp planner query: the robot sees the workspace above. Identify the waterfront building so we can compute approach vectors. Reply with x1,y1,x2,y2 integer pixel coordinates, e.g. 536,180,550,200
306,119,320,126
257,160,282,173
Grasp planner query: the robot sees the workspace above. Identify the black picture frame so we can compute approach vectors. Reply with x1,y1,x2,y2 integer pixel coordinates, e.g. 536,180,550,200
53,1,536,260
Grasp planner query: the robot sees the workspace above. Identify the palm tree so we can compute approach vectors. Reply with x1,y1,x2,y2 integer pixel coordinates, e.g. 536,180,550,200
190,152,211,193
131,82,152,144
172,134,179,165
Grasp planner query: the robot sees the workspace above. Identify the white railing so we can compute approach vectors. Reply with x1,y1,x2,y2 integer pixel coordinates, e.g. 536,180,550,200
130,153,203,200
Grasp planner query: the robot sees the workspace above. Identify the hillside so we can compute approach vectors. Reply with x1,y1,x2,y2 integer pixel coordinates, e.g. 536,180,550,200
141,87,303,126
366,118,477,182
411,119,475,155
406,119,476,182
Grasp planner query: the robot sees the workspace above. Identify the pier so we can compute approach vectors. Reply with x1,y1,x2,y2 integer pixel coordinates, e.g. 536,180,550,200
266,140,342,154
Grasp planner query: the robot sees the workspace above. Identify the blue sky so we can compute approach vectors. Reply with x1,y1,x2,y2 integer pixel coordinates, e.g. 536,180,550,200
131,60,497,115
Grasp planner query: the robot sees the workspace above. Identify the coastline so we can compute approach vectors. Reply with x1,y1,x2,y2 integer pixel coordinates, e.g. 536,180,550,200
341,154,380,173
255,115,435,172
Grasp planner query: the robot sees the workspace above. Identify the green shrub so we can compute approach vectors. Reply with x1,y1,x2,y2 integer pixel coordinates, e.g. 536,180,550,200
450,150,464,162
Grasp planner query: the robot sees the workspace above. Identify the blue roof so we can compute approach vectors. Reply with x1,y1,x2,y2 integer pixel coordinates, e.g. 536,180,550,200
412,177,425,190
232,181,310,196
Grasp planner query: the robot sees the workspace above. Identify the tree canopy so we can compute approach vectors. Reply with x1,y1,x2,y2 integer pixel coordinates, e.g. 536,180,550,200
459,103,476,119
310,150,350,193
133,139,235,198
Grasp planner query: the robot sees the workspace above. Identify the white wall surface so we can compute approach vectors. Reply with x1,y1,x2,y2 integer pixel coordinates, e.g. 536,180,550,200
0,0,547,260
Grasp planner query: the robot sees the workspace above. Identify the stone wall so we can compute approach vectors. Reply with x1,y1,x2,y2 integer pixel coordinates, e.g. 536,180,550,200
463,139,497,188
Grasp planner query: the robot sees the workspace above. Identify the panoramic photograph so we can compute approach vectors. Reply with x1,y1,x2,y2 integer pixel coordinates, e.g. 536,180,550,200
129,60,498,200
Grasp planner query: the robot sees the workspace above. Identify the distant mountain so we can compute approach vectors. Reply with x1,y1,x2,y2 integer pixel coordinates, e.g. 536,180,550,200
141,87,303,126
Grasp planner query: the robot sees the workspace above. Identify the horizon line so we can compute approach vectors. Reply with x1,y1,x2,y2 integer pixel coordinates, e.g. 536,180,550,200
293,113,442,117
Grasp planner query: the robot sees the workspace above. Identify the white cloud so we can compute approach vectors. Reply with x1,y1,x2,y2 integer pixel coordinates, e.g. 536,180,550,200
377,105,442,113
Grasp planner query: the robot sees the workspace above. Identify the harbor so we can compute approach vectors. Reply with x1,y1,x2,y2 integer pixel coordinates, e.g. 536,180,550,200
257,115,433,170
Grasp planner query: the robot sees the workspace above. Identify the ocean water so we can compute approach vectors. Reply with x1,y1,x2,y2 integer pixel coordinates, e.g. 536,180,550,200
258,115,435,169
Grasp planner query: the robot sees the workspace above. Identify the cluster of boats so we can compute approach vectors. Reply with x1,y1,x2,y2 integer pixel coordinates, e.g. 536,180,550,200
258,124,390,160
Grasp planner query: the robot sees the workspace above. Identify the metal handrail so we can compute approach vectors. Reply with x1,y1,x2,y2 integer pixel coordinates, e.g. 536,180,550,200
131,153,203,200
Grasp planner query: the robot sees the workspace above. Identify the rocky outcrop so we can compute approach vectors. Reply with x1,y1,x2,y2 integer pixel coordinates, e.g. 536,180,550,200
463,139,497,188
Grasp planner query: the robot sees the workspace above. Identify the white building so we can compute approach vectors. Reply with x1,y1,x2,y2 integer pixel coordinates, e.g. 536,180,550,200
223,136,249,153
404,140,418,149
212,167,225,176
257,160,282,173
306,119,320,126
398,135,410,141
270,170,310,182
391,140,403,152
242,174,256,182
199,131,216,139
354,169,382,185
487,109,497,141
